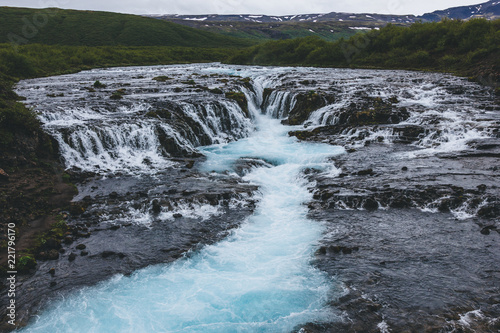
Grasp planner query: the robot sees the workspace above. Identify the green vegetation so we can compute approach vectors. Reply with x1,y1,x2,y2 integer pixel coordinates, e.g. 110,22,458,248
17,255,37,273
0,7,255,48
168,19,361,42
229,19,500,85
152,75,173,82
225,91,249,116
0,43,243,143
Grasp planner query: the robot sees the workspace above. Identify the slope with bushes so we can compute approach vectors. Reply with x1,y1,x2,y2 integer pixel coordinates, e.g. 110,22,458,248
229,18,500,85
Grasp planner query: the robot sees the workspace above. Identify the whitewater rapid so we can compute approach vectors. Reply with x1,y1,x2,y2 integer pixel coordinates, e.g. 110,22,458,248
19,103,344,332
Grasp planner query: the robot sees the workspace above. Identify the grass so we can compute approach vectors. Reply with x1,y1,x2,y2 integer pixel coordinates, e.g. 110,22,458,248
0,7,256,48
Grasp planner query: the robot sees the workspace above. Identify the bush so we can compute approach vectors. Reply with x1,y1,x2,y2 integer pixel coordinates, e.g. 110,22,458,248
17,255,37,273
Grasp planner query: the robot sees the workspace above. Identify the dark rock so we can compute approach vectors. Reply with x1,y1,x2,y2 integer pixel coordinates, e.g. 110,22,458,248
75,244,86,250
152,199,162,214
477,184,487,192
101,251,117,258
68,252,77,261
49,281,57,287
109,191,119,199
173,213,183,218
315,246,327,255
43,238,62,250
48,268,55,276
63,236,73,244
109,225,120,231
480,226,496,235
401,166,408,171
182,190,198,196
46,249,60,260
357,169,374,176
69,203,86,215
81,251,89,256
363,198,379,210
0,168,9,182
477,204,500,218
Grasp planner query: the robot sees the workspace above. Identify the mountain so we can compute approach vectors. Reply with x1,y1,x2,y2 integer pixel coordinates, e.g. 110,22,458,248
420,0,500,21
148,0,500,42
0,7,255,48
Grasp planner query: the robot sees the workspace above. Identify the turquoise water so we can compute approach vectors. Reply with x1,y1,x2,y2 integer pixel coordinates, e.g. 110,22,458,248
21,114,344,333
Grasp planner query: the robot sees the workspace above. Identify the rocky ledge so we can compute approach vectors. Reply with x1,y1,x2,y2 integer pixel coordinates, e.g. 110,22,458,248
0,159,259,330
289,92,500,331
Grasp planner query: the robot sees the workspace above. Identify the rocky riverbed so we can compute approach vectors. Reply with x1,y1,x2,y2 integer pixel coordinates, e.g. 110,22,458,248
2,64,499,332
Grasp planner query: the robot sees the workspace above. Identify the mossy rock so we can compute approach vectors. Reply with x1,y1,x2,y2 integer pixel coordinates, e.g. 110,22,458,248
209,88,223,94
110,88,126,100
225,91,248,117
18,255,37,273
262,88,275,102
288,90,334,125
93,80,106,88
195,85,210,91
152,76,172,82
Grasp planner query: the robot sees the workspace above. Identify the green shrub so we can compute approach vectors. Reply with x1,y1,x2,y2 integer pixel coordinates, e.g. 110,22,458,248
17,255,37,273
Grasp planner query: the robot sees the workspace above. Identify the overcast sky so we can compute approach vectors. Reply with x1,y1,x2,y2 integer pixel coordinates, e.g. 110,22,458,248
0,0,487,16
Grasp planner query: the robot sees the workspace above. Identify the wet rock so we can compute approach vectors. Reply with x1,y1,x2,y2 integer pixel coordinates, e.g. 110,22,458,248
43,238,62,250
225,91,249,117
64,236,73,244
0,168,9,182
234,157,273,176
46,250,60,260
68,252,77,261
75,244,86,250
81,250,89,256
151,199,162,214
363,198,379,210
357,168,374,176
109,225,120,231
173,213,183,218
48,268,55,276
69,202,86,215
480,226,496,235
477,203,500,218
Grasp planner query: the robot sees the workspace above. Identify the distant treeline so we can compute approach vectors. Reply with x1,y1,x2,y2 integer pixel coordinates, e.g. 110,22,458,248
0,44,240,78
229,19,500,85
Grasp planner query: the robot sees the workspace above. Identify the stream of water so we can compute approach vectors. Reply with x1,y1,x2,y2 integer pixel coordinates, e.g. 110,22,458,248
14,63,499,332
20,91,344,333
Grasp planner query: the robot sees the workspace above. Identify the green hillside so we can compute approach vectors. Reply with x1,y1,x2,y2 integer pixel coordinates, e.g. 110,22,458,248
163,19,362,42
0,7,255,48
229,19,500,86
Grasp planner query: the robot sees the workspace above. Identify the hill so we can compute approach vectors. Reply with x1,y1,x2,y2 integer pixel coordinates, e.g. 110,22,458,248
228,19,500,86
150,0,500,42
0,7,255,48
421,0,500,21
